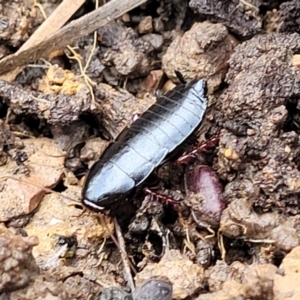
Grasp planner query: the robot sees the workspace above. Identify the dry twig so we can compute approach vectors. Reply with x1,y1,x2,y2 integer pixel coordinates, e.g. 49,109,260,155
114,217,136,293
0,0,148,75
0,0,85,81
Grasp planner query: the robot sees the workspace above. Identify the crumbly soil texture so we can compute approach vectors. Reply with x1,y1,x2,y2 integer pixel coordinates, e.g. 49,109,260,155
2,0,300,299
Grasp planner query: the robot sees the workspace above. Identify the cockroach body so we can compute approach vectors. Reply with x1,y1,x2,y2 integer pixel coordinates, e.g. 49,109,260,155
82,79,208,211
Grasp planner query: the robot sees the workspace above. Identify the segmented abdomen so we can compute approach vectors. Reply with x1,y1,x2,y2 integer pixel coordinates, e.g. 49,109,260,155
82,79,207,208
100,79,207,184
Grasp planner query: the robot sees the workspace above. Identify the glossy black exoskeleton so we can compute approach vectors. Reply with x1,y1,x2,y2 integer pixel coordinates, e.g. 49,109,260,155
82,79,208,210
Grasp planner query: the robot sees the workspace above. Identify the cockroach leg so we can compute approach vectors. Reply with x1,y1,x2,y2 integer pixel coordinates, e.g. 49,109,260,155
176,131,221,164
144,188,179,205
82,79,207,211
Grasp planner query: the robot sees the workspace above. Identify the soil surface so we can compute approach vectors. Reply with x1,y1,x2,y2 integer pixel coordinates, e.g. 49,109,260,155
1,0,300,299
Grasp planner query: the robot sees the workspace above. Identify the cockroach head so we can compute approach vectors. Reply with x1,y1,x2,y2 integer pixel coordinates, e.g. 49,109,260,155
82,191,126,212
81,158,135,212
81,198,106,212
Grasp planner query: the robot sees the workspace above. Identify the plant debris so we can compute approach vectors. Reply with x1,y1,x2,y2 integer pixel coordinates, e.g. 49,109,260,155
2,0,300,299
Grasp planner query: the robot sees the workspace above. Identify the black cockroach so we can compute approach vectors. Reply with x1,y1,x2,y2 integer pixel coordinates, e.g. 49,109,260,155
82,78,208,211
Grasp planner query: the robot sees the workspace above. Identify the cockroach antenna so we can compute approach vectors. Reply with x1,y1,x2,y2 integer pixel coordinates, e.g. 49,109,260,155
0,175,81,204
1,175,139,278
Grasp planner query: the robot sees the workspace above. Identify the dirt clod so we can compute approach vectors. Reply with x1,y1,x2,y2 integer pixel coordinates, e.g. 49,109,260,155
138,16,153,34
0,80,91,125
2,0,300,299
215,33,300,215
162,21,238,93
25,191,113,269
0,226,39,293
279,0,300,34
135,250,204,299
274,246,300,299
0,0,37,47
0,138,65,222
189,0,262,37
